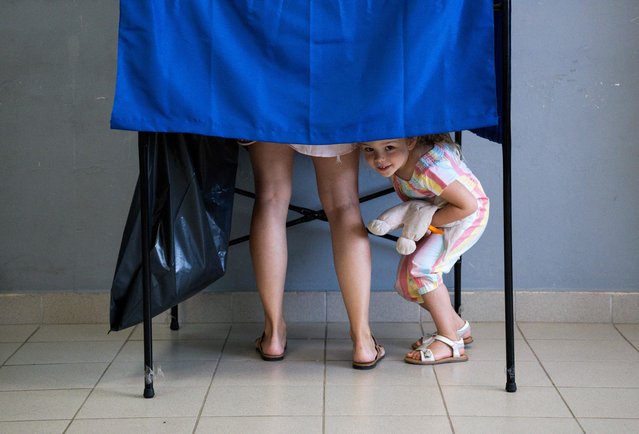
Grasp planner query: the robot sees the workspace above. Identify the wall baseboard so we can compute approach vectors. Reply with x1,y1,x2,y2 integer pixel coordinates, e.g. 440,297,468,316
1,290,637,325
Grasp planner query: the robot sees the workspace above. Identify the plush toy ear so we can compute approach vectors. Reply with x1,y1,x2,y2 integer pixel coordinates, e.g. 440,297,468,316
396,237,416,255
367,219,392,236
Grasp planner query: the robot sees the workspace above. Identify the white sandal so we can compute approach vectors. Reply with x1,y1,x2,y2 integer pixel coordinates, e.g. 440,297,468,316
405,335,468,365
411,320,473,350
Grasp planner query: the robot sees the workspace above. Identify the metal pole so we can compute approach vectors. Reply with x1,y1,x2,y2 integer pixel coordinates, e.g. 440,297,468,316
170,305,180,331
138,132,155,398
453,131,463,314
501,0,517,393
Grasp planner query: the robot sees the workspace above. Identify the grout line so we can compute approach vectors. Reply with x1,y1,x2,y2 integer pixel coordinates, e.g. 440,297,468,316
322,322,327,434
516,322,586,434
609,294,613,322
433,365,455,433
62,325,134,434
613,323,639,353
192,324,232,434
1,325,41,368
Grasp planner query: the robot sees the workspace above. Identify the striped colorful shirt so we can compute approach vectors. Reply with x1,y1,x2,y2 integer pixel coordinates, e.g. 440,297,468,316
391,142,490,301
393,143,488,210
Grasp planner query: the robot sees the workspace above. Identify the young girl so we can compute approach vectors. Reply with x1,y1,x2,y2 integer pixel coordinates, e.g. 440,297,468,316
360,133,489,365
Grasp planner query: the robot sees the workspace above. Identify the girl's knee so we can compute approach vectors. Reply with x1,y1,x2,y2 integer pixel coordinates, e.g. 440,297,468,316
394,270,440,303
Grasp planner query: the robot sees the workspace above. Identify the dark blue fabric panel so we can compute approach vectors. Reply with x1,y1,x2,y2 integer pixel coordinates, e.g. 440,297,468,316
111,0,498,144
471,1,505,144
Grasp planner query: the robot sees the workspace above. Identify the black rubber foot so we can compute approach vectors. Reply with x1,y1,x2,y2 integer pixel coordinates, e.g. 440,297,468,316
143,386,155,398
170,319,180,331
506,381,517,393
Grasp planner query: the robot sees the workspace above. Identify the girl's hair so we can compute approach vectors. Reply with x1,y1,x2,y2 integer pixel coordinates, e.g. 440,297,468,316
416,133,462,160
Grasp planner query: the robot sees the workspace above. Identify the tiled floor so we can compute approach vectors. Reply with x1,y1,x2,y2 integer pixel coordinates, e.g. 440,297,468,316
1,322,639,433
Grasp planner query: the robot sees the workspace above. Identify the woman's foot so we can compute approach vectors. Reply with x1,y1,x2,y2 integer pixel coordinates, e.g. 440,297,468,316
352,335,385,370
256,322,287,361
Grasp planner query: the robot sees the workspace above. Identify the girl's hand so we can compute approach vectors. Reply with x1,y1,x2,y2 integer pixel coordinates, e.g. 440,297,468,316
431,181,478,227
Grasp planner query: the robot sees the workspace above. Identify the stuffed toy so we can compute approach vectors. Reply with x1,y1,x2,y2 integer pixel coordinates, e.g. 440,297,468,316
367,200,444,255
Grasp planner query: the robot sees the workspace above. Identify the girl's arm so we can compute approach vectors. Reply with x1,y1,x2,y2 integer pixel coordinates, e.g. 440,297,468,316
430,180,478,227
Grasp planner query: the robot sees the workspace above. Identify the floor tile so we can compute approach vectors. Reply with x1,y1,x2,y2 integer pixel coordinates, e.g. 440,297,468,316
28,324,128,342
463,339,537,361
468,322,524,340
0,320,635,426
559,387,639,418
544,361,639,388
327,322,422,339
0,343,21,364
519,322,624,340
0,325,38,343
97,360,217,388
285,323,328,339
227,323,326,340
202,385,323,416
325,360,437,386
451,416,582,434
0,420,70,434
325,415,451,434
212,360,324,386
527,339,639,362
442,386,571,417
66,417,196,434
0,390,90,421
222,338,325,361
196,416,323,434
114,339,224,362
76,386,208,419
130,323,230,341
326,338,414,361
578,418,639,434
435,361,552,387
219,323,262,340
5,342,123,365
616,323,639,344
325,385,446,416
0,363,108,391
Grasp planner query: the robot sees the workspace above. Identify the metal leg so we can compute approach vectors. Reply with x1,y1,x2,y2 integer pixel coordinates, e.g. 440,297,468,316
503,138,516,393
501,0,517,393
170,305,180,331
138,132,155,399
453,131,464,314
453,258,462,314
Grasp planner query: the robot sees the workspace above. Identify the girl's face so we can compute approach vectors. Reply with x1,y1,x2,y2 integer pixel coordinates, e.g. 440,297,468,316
360,138,414,177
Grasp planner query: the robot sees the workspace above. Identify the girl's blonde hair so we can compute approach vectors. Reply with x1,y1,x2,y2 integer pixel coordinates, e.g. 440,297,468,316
416,133,462,159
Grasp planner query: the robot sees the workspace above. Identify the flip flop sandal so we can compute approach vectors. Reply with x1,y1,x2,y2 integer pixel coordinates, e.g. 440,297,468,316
255,333,286,362
352,336,386,370
411,320,473,350
405,334,468,365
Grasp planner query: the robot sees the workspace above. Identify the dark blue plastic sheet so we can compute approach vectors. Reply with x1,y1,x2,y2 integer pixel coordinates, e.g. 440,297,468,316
111,0,498,144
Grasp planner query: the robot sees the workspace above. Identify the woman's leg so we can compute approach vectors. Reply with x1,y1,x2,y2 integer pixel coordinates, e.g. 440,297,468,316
247,142,295,356
312,151,381,363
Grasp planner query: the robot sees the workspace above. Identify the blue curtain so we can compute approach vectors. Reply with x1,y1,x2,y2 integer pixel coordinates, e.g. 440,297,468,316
111,0,498,144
